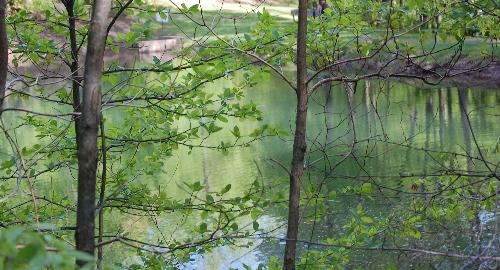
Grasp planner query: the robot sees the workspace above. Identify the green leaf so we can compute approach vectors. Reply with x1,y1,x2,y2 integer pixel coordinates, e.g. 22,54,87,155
361,216,374,224
190,181,203,192
221,184,232,194
19,243,39,259
153,56,161,65
250,210,260,220
188,4,199,14
217,115,228,123
360,183,373,194
231,126,240,138
253,221,259,230
413,230,421,239
208,122,223,134
1,159,15,169
199,223,207,233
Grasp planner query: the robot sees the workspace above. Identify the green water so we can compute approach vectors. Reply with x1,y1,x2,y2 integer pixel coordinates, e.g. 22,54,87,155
134,76,499,269
1,69,499,269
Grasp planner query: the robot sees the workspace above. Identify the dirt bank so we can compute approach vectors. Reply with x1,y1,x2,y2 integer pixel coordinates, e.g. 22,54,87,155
328,55,500,90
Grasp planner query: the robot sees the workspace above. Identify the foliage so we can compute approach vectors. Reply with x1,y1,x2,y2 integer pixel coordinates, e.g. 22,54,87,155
0,226,93,269
0,0,498,268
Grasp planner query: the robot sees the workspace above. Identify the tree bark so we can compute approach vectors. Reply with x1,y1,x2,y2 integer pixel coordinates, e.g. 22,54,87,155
75,0,111,265
62,0,82,124
0,0,7,112
283,0,308,269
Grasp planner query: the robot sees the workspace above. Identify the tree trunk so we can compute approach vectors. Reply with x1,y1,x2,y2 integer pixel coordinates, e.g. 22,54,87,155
283,0,308,269
62,0,82,135
75,0,111,265
0,0,7,112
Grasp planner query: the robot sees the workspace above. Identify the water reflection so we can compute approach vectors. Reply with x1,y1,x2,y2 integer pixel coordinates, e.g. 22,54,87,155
2,68,499,268
439,88,446,148
178,77,499,269
424,92,434,174
324,81,333,145
458,87,473,172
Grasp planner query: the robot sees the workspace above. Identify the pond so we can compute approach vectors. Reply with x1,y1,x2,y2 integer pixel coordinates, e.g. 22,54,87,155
2,62,499,269
116,73,499,269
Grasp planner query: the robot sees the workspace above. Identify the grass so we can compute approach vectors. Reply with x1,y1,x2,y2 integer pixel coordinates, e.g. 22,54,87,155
397,32,500,59
153,9,294,39
146,6,497,60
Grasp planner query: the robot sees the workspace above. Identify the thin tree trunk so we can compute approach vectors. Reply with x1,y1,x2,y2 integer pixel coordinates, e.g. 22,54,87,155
75,0,111,265
0,0,7,112
283,0,308,269
97,115,107,270
62,0,82,136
